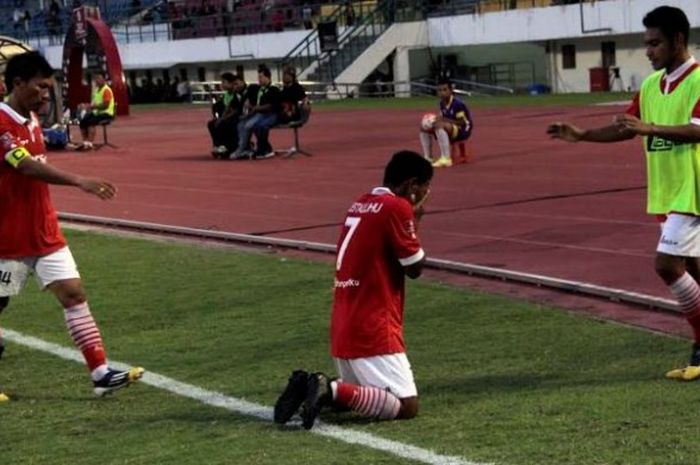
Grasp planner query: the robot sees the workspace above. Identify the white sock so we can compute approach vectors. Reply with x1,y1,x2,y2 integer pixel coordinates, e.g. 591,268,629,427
435,129,450,159
670,272,700,314
419,132,433,159
91,365,109,381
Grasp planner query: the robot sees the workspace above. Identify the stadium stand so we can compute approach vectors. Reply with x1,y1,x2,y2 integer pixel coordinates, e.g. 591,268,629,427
0,0,159,39
1,1,355,43
0,0,615,45
426,0,610,16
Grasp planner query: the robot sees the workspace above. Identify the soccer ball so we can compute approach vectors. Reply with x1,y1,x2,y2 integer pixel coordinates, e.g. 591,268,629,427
421,113,437,131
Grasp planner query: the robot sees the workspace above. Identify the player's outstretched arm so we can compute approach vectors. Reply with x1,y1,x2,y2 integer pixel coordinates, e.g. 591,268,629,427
547,121,636,143
615,114,700,143
15,157,116,200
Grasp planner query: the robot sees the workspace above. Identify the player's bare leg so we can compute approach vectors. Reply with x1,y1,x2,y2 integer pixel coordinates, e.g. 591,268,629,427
47,278,144,395
0,297,9,401
88,126,97,143
397,396,418,419
0,296,8,360
78,126,93,150
83,126,97,150
657,253,700,380
684,257,700,283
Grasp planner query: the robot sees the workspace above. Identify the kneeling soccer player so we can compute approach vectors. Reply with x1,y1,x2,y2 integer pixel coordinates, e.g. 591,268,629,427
0,52,144,400
274,151,432,429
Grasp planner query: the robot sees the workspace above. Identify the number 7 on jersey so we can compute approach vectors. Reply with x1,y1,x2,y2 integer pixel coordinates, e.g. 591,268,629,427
336,217,361,271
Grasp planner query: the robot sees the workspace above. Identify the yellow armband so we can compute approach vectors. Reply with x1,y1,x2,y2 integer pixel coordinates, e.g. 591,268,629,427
4,146,31,168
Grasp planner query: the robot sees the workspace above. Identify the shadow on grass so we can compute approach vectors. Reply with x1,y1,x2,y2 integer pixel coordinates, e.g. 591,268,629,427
421,370,661,396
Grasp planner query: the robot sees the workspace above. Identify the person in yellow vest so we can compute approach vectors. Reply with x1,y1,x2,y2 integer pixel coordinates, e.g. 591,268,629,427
77,72,115,151
547,6,700,380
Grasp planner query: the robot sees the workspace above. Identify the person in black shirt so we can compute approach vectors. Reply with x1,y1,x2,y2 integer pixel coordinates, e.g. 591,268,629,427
278,66,309,124
208,73,246,158
230,65,281,159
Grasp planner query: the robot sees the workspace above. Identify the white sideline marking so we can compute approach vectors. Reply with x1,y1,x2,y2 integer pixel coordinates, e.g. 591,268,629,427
4,329,490,465
593,100,632,106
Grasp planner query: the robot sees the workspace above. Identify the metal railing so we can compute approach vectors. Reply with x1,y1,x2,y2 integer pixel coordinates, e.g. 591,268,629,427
424,0,610,17
277,1,384,81
416,77,515,95
297,0,399,82
187,79,513,104
450,78,514,95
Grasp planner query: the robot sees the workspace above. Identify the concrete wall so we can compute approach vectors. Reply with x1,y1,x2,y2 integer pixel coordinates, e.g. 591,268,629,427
423,0,700,93
549,31,700,93
408,48,433,79
428,0,700,46
124,61,283,87
335,21,428,84
426,43,548,86
36,29,312,71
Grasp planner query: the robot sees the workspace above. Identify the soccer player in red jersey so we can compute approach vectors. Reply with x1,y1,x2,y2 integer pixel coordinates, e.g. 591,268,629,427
274,151,433,429
0,52,144,400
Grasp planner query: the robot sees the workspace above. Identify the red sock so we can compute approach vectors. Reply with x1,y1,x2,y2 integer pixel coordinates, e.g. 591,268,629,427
332,381,401,420
64,302,107,373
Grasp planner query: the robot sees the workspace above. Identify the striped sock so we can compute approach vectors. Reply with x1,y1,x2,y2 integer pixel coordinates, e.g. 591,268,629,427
669,273,700,343
332,381,401,420
64,302,108,380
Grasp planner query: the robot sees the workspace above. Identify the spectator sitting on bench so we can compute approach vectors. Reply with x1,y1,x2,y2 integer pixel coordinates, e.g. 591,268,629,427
76,72,115,151
230,64,281,160
209,72,247,158
278,66,309,124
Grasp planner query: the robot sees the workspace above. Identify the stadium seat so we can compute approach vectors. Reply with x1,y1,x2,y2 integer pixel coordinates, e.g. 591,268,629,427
95,119,118,150
274,103,312,158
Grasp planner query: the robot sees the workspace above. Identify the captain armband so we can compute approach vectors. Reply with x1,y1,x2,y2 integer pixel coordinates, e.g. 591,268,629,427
4,146,31,168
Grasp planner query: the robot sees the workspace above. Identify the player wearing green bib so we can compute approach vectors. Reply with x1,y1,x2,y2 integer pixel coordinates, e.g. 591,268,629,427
77,71,115,151
547,6,700,380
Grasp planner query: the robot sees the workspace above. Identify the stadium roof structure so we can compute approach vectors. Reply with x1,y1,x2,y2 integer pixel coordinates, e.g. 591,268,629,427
0,36,32,74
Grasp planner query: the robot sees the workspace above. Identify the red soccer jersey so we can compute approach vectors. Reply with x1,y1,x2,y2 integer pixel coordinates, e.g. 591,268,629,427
626,61,700,122
0,103,66,258
330,187,425,359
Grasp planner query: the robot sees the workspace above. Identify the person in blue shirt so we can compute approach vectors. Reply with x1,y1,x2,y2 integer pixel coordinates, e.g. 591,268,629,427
419,78,473,167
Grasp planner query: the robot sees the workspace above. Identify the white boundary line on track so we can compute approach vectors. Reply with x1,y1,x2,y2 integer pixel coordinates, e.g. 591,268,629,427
3,328,490,465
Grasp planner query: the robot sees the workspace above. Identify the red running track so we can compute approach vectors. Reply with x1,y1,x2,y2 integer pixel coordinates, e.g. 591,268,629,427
49,104,666,301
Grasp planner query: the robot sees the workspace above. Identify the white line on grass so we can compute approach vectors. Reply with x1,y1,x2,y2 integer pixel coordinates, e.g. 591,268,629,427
4,328,490,465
